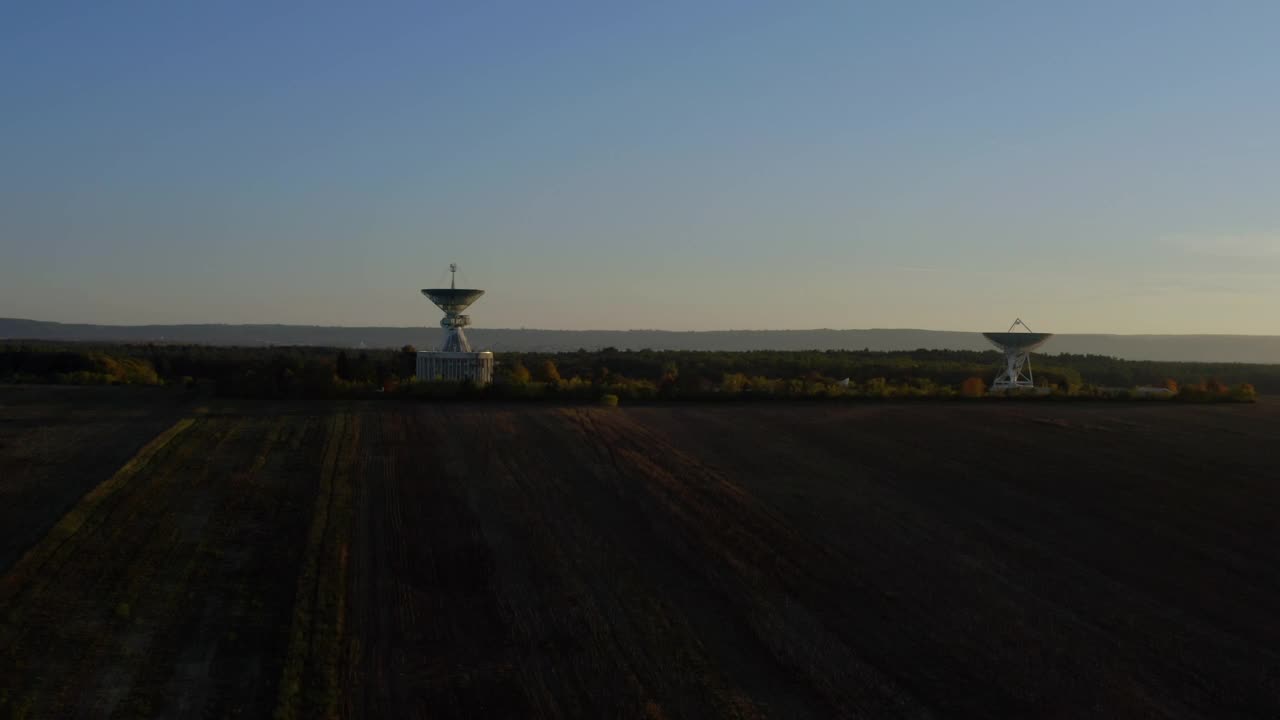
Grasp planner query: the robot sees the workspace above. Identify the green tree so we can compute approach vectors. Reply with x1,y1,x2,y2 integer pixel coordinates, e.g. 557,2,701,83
336,351,353,381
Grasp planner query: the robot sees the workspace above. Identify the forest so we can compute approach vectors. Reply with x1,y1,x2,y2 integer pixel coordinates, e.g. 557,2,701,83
0,341,1263,402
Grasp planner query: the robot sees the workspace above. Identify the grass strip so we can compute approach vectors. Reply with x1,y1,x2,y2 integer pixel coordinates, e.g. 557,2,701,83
0,417,196,609
274,412,359,720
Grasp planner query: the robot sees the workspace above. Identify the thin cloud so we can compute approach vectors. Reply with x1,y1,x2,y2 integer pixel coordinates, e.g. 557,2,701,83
1166,233,1280,260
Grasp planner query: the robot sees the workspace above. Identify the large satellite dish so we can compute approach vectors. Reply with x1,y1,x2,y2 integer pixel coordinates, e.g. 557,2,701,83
421,288,485,315
421,263,485,352
983,319,1054,391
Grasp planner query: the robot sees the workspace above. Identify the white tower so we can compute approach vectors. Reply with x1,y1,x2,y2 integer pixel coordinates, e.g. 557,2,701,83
983,319,1054,391
417,264,494,383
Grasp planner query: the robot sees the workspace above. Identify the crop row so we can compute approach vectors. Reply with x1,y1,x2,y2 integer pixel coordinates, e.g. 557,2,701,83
274,412,360,720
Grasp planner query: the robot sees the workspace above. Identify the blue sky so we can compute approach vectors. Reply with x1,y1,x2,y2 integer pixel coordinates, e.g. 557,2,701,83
2,2,1278,332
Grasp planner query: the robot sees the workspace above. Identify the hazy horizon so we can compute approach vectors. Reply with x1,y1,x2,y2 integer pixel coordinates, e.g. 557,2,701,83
12,314,1280,338
4,3,1279,334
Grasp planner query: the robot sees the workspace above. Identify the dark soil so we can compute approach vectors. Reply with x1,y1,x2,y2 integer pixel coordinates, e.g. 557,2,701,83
342,401,1280,719
0,386,185,571
2,391,1278,718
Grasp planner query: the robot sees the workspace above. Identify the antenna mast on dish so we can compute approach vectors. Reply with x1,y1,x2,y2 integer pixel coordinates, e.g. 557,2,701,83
982,319,1054,391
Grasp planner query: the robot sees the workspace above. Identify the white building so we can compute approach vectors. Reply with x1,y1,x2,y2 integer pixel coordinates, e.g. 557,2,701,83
416,351,494,384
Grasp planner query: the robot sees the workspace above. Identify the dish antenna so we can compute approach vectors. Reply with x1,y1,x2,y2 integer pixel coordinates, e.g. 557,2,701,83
421,263,485,352
982,319,1054,391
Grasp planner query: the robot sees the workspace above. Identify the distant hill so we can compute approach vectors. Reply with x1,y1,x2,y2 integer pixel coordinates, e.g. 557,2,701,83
4,317,1280,363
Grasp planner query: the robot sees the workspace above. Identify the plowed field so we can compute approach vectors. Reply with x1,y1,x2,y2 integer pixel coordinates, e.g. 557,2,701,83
2,391,1278,718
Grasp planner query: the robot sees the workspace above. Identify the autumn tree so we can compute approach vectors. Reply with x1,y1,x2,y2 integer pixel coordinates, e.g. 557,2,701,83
1232,383,1258,402
960,376,987,398
510,361,532,384
720,372,748,393
657,364,679,396
536,359,561,384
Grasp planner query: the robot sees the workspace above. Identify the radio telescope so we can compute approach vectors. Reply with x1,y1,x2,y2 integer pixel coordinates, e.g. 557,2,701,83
983,319,1053,391
422,263,484,352
417,264,493,383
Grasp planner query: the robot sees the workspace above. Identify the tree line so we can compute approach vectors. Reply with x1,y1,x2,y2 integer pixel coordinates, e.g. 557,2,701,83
0,342,1263,402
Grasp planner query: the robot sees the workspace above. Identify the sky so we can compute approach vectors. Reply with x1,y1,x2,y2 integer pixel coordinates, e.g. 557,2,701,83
2,1,1279,334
